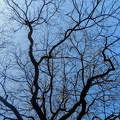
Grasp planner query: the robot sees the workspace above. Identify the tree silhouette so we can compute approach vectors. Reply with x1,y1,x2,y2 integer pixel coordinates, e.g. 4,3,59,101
0,0,120,119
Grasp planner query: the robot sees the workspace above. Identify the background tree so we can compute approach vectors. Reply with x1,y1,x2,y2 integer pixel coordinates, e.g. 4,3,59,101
0,0,120,119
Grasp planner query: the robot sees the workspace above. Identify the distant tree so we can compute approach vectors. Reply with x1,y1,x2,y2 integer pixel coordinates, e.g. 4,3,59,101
0,0,120,119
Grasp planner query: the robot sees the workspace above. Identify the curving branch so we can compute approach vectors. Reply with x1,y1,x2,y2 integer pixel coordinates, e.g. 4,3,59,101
59,40,115,120
0,96,23,120
26,20,46,120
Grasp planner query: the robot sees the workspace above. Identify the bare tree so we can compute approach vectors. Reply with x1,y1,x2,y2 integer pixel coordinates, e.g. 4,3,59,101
0,0,120,119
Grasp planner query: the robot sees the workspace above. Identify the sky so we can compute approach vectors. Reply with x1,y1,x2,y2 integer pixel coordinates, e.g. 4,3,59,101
0,0,120,119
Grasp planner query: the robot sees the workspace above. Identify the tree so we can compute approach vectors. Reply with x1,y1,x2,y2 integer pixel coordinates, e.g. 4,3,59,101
0,0,120,119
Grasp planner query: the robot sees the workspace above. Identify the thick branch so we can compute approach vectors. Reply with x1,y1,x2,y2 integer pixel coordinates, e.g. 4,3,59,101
59,46,115,120
0,96,23,120
27,21,46,120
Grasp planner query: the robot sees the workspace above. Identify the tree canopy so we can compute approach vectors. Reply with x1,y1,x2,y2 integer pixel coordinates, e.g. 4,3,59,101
0,0,120,119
